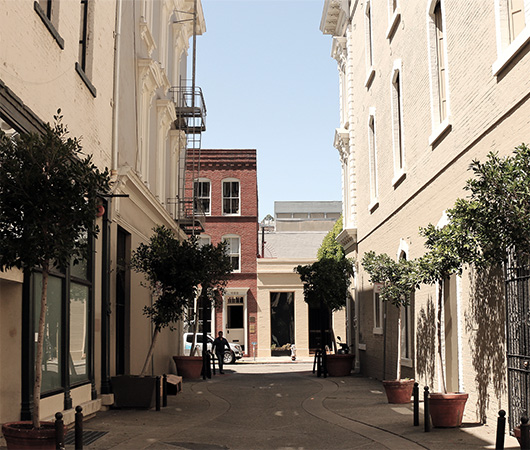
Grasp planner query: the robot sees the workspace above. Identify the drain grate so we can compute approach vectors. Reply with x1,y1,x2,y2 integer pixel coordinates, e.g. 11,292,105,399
64,430,107,446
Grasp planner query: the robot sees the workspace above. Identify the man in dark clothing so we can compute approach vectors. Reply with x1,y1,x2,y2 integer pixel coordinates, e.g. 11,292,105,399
212,331,231,374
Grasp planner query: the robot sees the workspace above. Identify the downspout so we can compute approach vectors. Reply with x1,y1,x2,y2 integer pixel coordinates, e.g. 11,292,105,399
112,0,123,174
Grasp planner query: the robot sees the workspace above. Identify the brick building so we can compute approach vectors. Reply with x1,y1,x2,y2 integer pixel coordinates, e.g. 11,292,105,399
186,149,258,355
321,0,530,429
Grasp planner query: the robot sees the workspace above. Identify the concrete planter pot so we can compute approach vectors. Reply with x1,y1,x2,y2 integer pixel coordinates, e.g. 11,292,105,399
429,392,469,427
111,375,157,409
173,356,203,379
326,353,355,377
382,379,415,404
2,421,58,450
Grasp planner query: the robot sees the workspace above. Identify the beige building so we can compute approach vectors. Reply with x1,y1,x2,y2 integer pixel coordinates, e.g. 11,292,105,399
257,201,345,359
322,0,530,429
0,0,205,426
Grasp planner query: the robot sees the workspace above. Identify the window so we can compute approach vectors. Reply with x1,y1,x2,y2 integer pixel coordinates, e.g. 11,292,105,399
427,0,451,144
493,0,530,74
373,283,383,334
398,249,413,365
223,236,241,271
194,179,211,215
34,0,64,49
222,179,240,215
386,0,401,38
365,1,376,87
368,110,378,210
391,62,405,183
76,0,96,97
197,235,211,248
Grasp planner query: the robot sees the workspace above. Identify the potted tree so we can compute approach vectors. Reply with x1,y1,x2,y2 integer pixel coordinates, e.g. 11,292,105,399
0,112,110,448
111,225,202,407
173,239,233,380
295,256,354,377
362,251,419,403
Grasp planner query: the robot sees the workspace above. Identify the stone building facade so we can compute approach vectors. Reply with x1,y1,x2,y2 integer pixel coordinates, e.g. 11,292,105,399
321,0,530,427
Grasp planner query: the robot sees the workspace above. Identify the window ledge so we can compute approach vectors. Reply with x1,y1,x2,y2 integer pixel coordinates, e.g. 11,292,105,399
392,169,406,187
34,2,64,49
368,198,379,213
492,27,530,76
358,343,367,350
386,9,401,40
75,63,97,98
373,327,383,335
400,357,413,368
365,67,376,88
429,117,452,146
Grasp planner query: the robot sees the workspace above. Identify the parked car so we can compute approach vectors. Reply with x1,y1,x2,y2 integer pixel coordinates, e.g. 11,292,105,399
183,332,243,364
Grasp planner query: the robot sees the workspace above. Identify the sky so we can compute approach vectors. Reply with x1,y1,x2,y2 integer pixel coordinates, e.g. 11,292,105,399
195,0,342,221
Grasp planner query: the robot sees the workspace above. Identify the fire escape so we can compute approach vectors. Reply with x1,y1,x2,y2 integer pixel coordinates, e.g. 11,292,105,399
168,0,206,235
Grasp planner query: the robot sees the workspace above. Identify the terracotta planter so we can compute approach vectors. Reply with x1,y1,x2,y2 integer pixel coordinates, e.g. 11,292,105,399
173,355,203,379
382,379,415,404
326,353,355,377
111,375,158,408
429,392,468,427
2,421,58,449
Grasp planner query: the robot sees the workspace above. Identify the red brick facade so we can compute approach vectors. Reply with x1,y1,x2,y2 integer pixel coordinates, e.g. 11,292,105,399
186,149,258,355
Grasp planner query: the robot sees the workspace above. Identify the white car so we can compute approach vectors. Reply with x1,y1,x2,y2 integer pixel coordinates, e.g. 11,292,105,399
183,332,243,364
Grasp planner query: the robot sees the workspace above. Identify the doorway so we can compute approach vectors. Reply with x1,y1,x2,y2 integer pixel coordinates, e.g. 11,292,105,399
115,226,130,375
225,296,245,351
270,292,294,355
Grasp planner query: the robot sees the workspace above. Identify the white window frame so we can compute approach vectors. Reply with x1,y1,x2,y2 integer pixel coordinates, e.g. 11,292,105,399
197,234,211,247
373,283,383,334
367,108,379,211
223,235,241,273
391,60,406,186
194,178,211,215
427,0,452,146
386,0,401,39
365,0,376,87
222,178,241,216
493,0,530,75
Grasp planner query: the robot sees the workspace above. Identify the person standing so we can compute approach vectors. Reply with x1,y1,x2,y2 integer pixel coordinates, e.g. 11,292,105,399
212,331,231,374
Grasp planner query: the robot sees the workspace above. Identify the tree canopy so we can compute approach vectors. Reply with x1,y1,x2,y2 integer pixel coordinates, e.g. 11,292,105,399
317,215,345,261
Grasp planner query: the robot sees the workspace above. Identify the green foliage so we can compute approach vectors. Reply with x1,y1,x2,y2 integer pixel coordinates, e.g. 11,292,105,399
0,111,110,272
361,251,419,308
295,257,354,312
317,216,345,261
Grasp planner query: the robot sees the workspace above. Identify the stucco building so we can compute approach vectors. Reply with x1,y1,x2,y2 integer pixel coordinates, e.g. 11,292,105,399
321,0,530,429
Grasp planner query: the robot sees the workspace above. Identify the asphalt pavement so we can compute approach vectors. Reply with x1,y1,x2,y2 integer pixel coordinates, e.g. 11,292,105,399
2,357,522,449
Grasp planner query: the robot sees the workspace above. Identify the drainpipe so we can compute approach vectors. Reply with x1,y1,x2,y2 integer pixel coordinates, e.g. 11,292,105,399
111,0,123,174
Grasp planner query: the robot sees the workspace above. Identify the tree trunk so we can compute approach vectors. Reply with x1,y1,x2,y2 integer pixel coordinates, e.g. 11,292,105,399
33,262,49,429
396,306,402,381
140,326,160,377
437,281,447,393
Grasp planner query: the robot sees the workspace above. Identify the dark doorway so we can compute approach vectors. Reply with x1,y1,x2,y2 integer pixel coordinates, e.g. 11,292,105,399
308,303,332,353
270,292,294,355
115,226,130,375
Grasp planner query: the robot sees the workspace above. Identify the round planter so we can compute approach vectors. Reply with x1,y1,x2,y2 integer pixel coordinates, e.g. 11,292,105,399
173,355,203,379
326,353,355,377
2,421,58,450
429,392,469,427
382,379,415,404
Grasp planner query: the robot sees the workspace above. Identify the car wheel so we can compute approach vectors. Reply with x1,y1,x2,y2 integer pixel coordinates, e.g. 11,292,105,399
223,351,235,364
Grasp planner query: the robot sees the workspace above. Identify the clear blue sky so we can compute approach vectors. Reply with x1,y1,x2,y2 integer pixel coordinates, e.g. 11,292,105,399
195,0,342,221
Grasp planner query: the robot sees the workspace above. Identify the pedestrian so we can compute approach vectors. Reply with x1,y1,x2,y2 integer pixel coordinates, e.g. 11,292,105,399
212,331,231,374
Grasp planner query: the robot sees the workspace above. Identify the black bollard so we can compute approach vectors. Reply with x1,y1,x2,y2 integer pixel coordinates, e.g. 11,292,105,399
424,386,430,433
75,405,83,450
521,415,530,450
162,374,167,407
413,382,419,426
495,410,506,450
156,376,161,411
55,412,65,450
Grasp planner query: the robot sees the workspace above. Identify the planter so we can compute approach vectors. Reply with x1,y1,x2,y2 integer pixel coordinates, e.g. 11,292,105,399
429,392,468,427
326,353,355,377
173,355,203,379
382,379,415,404
111,375,157,409
2,421,58,449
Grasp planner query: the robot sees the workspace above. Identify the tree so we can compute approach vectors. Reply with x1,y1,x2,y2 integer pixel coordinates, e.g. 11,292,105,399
0,112,110,428
131,226,202,376
317,216,345,261
361,251,420,380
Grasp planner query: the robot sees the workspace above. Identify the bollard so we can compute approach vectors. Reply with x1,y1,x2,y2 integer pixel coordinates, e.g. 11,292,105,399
495,410,506,450
55,412,65,450
413,382,419,426
156,376,161,411
424,386,430,433
521,415,530,450
75,405,83,450
162,374,167,407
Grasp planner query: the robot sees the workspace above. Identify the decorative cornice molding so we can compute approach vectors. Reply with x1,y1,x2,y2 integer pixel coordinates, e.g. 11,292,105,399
334,127,350,163
320,0,349,37
337,227,357,254
139,18,156,58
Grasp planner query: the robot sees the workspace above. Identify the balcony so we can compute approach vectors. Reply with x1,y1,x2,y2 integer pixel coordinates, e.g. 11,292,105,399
170,83,206,135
